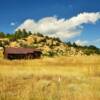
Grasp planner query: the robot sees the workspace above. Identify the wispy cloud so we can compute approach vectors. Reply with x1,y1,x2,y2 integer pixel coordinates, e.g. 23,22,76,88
94,39,100,43
16,12,100,40
75,38,100,47
75,40,88,46
10,22,16,26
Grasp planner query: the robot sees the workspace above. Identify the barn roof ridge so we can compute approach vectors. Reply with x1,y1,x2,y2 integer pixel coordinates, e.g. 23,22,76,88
4,47,42,54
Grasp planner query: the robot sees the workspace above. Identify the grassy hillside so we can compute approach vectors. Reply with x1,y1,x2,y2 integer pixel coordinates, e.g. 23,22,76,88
0,56,100,100
0,30,100,57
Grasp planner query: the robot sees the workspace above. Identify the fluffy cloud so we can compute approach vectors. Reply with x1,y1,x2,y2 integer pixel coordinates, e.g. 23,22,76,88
75,40,88,46
16,12,100,40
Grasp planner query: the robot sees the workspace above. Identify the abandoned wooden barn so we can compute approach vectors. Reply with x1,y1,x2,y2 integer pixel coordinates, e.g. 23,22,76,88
3,47,42,59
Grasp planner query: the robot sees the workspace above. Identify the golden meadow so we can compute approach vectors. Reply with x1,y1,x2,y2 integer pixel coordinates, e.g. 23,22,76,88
0,53,100,100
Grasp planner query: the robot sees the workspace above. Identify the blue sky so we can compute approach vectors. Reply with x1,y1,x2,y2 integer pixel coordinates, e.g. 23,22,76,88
0,0,100,47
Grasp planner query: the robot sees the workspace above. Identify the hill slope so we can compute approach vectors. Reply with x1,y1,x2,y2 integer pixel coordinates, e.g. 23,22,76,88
0,31,100,57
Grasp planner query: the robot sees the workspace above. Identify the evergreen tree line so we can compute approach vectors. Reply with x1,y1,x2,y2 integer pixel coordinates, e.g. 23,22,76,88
0,29,32,41
66,41,100,55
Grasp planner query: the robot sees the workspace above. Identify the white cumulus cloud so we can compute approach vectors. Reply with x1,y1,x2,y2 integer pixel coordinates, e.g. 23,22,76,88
16,12,100,40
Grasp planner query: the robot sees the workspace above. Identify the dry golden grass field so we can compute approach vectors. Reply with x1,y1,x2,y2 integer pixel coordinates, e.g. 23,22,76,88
0,55,100,100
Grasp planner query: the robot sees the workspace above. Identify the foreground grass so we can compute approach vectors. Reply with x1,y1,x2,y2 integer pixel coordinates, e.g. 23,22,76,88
0,56,100,100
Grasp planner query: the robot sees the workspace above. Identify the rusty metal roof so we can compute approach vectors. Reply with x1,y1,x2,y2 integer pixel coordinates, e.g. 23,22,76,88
4,47,41,54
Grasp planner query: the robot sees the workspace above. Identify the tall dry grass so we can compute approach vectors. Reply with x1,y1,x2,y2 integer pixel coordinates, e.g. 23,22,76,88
0,56,100,100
